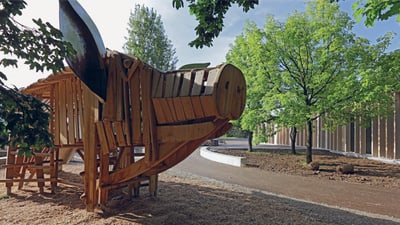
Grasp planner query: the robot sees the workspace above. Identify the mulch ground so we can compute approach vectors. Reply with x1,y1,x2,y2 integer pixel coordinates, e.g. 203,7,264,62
212,148,400,188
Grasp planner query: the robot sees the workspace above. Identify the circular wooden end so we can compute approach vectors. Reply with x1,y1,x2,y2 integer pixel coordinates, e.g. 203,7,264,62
215,64,246,120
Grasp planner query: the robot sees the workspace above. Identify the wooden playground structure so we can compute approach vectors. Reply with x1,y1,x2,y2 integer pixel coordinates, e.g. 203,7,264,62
1,51,246,211
0,0,246,211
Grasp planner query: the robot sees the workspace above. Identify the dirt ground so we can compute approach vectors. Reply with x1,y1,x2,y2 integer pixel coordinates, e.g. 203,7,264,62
0,147,400,225
213,148,400,189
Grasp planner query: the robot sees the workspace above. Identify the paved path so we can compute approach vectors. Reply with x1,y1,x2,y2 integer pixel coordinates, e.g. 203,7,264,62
168,139,400,222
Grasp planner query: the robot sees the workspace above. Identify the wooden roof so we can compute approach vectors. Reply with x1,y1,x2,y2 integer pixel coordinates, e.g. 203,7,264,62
22,67,75,98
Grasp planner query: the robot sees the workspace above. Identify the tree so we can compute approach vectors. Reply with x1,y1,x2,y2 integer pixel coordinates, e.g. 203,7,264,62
0,1,73,154
124,4,178,71
172,0,258,48
225,22,272,151
172,0,400,48
226,0,395,163
332,0,400,26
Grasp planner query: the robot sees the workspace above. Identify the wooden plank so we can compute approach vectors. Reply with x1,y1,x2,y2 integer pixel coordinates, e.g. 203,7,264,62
123,81,131,146
191,70,204,96
5,146,17,194
164,73,175,97
141,66,155,161
158,99,174,123
127,59,141,80
130,67,142,145
151,69,162,97
114,121,127,147
76,79,84,142
71,77,78,143
172,73,182,97
153,70,163,98
191,96,205,119
140,67,158,161
152,98,168,124
204,68,219,95
35,155,45,193
180,72,192,96
200,95,218,118
59,80,68,144
103,120,116,150
104,59,117,119
66,78,74,144
180,96,196,120
172,98,187,122
54,83,60,145
157,122,215,143
166,98,178,122
82,84,99,212
96,122,110,155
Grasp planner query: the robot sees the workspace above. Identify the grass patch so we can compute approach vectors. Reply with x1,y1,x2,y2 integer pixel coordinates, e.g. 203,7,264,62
0,194,9,200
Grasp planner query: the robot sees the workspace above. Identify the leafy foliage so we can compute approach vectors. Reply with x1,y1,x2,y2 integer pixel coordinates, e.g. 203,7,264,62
124,4,178,71
0,1,73,154
330,0,400,26
0,86,53,155
172,0,258,48
226,0,396,163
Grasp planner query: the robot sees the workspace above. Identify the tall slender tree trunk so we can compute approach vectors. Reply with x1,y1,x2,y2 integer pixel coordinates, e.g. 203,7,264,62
306,120,313,163
289,127,297,154
247,131,253,152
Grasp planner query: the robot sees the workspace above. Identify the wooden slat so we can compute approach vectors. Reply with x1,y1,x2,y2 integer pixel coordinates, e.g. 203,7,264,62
172,98,187,122
59,80,68,144
153,70,163,98
180,96,196,120
66,78,74,144
200,95,218,118
204,68,219,95
141,67,158,161
71,77,78,143
96,122,110,155
114,121,127,147
166,98,178,122
54,83,60,145
103,120,116,150
180,72,192,96
123,81,132,146
172,73,182,97
76,79,84,142
115,55,124,120
152,98,168,124
130,67,142,145
191,70,204,96
158,99,174,123
151,69,161,97
82,84,99,212
127,59,141,80
157,122,215,143
191,96,205,119
164,73,175,97
104,59,117,119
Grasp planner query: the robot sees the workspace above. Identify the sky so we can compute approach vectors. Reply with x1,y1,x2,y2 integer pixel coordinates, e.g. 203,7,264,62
2,0,400,88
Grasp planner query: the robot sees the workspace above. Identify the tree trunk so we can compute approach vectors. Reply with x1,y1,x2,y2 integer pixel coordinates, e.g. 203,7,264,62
306,120,313,163
289,127,297,154
247,131,253,152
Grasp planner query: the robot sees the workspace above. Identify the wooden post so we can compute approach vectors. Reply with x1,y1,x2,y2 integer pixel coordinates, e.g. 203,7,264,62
82,85,99,212
372,117,379,157
395,92,400,159
379,116,386,158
